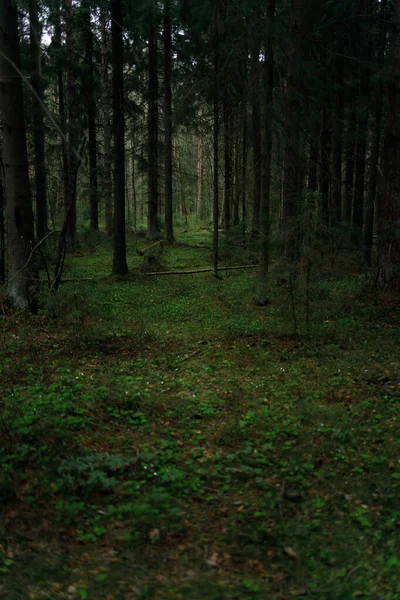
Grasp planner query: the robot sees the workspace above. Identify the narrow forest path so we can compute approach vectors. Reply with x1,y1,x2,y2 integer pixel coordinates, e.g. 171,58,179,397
1,232,400,600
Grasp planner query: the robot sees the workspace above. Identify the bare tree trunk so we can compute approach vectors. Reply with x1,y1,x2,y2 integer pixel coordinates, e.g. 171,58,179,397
344,111,356,223
197,107,206,220
376,0,400,289
213,4,220,278
319,105,331,217
257,0,275,305
307,139,318,193
100,2,113,236
83,0,99,231
332,56,344,222
0,0,36,309
282,0,303,257
111,0,128,275
164,0,174,243
147,17,160,240
29,0,48,241
251,47,261,236
0,153,5,283
364,0,387,266
65,1,78,250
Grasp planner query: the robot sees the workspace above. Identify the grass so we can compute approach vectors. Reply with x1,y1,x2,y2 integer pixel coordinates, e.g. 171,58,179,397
1,228,400,599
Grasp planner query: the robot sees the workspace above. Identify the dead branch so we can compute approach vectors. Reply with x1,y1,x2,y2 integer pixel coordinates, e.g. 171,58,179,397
137,240,163,256
140,264,257,276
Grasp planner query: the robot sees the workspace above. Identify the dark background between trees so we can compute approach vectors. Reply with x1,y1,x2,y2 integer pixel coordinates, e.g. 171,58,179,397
0,0,400,308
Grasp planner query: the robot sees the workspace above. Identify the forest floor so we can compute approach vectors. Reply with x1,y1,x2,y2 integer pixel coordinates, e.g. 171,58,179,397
1,229,400,600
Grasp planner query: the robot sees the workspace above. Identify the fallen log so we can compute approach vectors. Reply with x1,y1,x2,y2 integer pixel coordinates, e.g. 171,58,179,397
140,264,257,276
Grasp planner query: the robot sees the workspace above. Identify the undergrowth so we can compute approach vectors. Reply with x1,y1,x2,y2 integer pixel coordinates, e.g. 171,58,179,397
1,229,399,599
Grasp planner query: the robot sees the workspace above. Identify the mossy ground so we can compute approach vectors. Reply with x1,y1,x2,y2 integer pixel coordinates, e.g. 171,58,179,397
1,229,400,599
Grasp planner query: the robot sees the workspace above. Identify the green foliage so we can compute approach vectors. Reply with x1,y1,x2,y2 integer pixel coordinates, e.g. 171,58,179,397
1,233,400,599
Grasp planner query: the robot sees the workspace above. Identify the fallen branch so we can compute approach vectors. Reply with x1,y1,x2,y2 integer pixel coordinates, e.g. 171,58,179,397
139,264,257,276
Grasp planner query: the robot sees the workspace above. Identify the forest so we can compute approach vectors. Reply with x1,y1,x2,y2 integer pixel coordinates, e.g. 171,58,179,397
0,0,400,598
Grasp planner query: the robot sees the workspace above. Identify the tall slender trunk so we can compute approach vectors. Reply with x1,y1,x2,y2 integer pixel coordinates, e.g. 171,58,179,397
29,0,47,240
100,2,113,235
377,0,400,288
213,4,220,278
147,18,159,240
241,102,247,235
223,101,232,231
257,0,275,305
111,0,128,275
344,111,356,222
164,1,174,242
282,0,303,256
233,120,240,227
319,105,331,216
0,155,5,283
307,139,318,193
53,4,68,222
65,1,78,249
0,0,36,309
364,0,387,266
197,107,206,220
332,56,344,222
84,0,99,231
251,47,261,235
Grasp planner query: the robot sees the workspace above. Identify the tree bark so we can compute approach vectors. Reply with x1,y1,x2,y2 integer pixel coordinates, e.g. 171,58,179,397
282,0,303,257
29,0,48,241
344,111,356,223
364,0,387,266
251,47,261,236
257,0,275,305
100,2,113,236
376,0,400,288
0,0,36,309
65,0,79,250
0,154,5,283
111,0,128,275
332,56,344,222
164,0,174,243
213,3,220,278
319,105,331,216
83,0,99,231
147,17,160,240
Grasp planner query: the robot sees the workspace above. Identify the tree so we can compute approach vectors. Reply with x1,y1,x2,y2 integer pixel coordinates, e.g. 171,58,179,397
257,0,275,305
111,0,128,275
0,0,36,309
164,0,174,243
29,0,48,240
83,0,99,231
377,0,400,289
147,9,160,240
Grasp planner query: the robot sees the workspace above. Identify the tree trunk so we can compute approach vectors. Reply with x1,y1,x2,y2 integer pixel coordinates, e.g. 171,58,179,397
307,140,318,193
111,0,128,275
364,0,387,266
251,47,261,236
319,105,331,217
257,0,275,305
332,56,344,222
164,1,174,243
84,0,99,231
65,0,78,250
0,155,5,283
344,111,356,223
213,4,220,278
147,18,160,240
29,0,48,241
376,0,400,289
282,0,303,257
197,107,206,220
100,2,113,236
241,101,247,236
0,0,36,309
223,101,232,231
